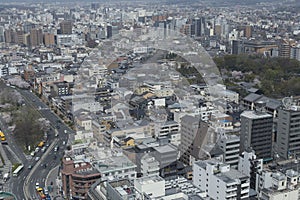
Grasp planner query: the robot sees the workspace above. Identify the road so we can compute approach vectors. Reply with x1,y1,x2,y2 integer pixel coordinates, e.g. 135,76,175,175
3,88,74,200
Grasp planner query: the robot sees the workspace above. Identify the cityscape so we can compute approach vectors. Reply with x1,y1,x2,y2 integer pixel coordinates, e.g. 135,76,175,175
0,0,299,200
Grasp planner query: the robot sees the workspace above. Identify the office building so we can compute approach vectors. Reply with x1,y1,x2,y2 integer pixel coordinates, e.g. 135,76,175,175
240,111,273,161
276,106,300,159
60,20,73,34
43,33,55,46
30,29,43,47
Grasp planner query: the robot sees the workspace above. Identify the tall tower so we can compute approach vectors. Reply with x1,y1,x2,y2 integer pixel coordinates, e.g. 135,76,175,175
240,111,273,160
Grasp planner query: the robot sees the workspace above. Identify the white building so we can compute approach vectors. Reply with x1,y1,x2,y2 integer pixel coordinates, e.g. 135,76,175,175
193,159,250,200
134,175,165,198
238,149,263,191
259,169,300,200
140,154,160,177
217,134,240,169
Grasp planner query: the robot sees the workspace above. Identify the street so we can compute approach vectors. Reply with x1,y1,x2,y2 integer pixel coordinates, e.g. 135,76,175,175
0,88,74,200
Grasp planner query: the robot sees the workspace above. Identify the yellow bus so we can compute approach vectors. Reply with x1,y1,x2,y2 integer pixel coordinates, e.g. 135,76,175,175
0,131,5,138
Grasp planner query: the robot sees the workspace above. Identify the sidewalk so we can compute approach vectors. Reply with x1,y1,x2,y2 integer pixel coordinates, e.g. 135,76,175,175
45,165,64,200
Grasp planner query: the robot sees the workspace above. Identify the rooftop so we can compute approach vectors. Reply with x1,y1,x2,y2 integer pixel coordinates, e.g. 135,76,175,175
241,110,272,119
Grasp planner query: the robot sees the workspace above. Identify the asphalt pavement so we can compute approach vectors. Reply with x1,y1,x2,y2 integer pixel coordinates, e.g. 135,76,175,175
1,88,74,200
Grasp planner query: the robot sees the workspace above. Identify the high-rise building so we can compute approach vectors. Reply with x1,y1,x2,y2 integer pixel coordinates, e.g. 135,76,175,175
43,32,55,46
0,26,4,42
59,20,73,34
107,25,112,38
290,46,300,61
244,25,252,38
276,106,300,159
179,115,209,165
279,40,291,58
4,29,17,43
231,40,243,55
240,111,273,160
29,29,43,47
193,17,205,37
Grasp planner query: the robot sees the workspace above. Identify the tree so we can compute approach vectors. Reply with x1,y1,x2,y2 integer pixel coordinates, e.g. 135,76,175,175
13,107,43,150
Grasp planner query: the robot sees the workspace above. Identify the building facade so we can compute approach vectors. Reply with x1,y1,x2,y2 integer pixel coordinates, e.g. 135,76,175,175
240,111,273,161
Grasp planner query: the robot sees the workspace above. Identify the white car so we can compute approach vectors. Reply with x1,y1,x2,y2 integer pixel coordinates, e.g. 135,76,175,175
35,182,39,189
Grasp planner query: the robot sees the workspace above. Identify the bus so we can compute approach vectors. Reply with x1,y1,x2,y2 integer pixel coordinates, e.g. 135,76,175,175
0,131,7,144
0,131,4,138
12,165,24,177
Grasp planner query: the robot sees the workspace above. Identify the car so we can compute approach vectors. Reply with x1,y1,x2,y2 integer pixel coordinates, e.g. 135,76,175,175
28,165,32,170
54,146,58,152
35,157,40,161
41,147,46,152
30,152,35,157
35,147,40,153
62,141,66,145
35,182,39,189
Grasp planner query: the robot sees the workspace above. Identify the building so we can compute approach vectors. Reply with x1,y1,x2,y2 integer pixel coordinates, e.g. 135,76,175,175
179,115,209,165
258,169,300,200
134,175,165,198
30,29,43,47
276,106,300,159
152,144,178,178
279,40,291,58
50,81,70,97
238,149,263,191
140,154,160,177
44,33,55,46
240,111,273,161
193,159,250,199
60,20,73,34
217,134,240,169
290,46,300,61
61,157,101,199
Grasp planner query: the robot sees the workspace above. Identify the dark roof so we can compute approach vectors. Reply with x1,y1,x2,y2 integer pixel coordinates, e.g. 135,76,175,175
243,93,262,102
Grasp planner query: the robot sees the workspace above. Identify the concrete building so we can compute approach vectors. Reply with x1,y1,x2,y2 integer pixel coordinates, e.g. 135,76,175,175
43,32,55,46
60,20,73,34
140,154,159,177
179,115,209,165
152,144,178,178
240,111,273,161
290,46,300,61
134,175,165,198
217,134,240,169
276,106,300,159
61,157,101,199
29,29,43,47
258,169,300,200
193,159,250,200
238,149,263,190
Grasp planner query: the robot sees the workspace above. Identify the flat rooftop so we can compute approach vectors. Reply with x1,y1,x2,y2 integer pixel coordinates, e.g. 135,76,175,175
241,110,272,119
